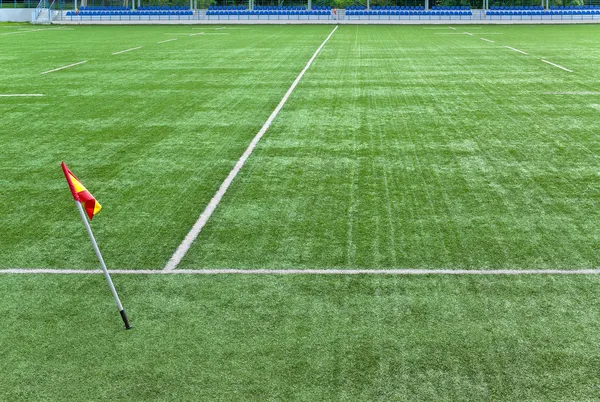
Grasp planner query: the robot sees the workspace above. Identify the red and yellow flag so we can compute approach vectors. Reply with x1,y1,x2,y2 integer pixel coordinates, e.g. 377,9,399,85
61,162,102,220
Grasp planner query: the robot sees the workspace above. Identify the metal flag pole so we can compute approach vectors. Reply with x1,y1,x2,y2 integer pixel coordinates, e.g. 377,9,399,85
73,200,132,330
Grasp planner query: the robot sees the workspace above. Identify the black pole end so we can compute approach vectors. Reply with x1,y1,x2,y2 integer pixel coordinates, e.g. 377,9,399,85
120,309,132,330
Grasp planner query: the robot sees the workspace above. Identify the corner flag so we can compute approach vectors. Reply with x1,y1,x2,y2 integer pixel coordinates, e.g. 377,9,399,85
61,162,102,220
61,162,131,330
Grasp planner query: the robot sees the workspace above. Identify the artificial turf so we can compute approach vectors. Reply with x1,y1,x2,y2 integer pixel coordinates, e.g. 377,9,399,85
2,24,600,270
2,274,600,399
3,22,600,400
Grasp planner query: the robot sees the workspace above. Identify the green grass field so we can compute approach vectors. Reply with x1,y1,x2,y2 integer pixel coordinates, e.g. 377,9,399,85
2,23,600,399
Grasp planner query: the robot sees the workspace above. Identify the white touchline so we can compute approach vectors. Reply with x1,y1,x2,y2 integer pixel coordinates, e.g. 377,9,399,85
189,33,204,36
541,59,573,73
0,94,44,97
2,268,600,275
480,38,494,43
157,38,177,44
463,32,473,36
112,46,142,55
40,60,87,75
163,25,339,271
505,46,528,55
448,26,456,30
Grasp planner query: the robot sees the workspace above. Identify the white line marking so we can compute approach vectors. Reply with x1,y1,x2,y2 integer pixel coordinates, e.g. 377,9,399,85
544,92,600,95
505,46,528,55
448,26,456,30
541,59,573,73
112,46,142,55
480,38,494,43
0,94,44,97
157,38,177,44
163,25,339,271
40,60,87,75
189,32,204,36
2,268,600,275
0,27,67,36
463,31,474,36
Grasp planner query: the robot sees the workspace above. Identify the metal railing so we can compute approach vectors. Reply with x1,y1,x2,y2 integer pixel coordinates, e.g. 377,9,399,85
32,0,46,20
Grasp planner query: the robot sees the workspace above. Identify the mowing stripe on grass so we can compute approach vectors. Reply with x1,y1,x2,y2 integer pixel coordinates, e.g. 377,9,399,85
112,46,142,55
157,38,178,44
480,38,494,43
40,60,87,75
0,94,44,97
541,59,573,73
163,25,339,272
2,269,600,275
505,46,528,55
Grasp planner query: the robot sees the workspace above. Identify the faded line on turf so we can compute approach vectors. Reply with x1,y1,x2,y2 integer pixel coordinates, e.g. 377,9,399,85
157,38,178,44
544,92,600,95
541,59,573,73
463,32,474,36
112,46,142,55
480,38,494,43
505,46,528,55
0,94,44,97
40,60,87,75
3,269,600,275
163,25,339,272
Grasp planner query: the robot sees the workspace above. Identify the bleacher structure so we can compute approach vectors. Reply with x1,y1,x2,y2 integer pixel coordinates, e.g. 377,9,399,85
52,1,600,23
205,5,334,20
65,5,193,20
346,5,472,20
486,5,600,20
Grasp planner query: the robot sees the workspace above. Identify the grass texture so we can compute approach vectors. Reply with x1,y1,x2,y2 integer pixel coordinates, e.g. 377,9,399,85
2,274,600,400
2,24,600,269
3,23,600,400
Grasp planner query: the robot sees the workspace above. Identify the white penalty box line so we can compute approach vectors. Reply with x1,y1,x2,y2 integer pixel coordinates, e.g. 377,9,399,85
163,25,339,272
2,268,600,275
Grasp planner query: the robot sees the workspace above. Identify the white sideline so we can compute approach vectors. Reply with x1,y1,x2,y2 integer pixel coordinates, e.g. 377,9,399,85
112,46,142,55
2,268,600,275
480,37,494,43
157,38,178,43
463,31,473,36
505,46,528,54
0,94,44,97
163,25,339,271
40,60,87,75
541,59,573,73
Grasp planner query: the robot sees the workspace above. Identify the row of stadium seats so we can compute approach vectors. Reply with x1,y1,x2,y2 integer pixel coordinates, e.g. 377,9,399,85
137,5,189,10
346,9,472,14
68,10,192,15
550,5,600,8
430,5,471,9
253,5,311,10
487,9,600,14
344,5,472,11
207,5,246,9
207,9,330,14
79,5,129,10
78,5,189,11
488,5,542,9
